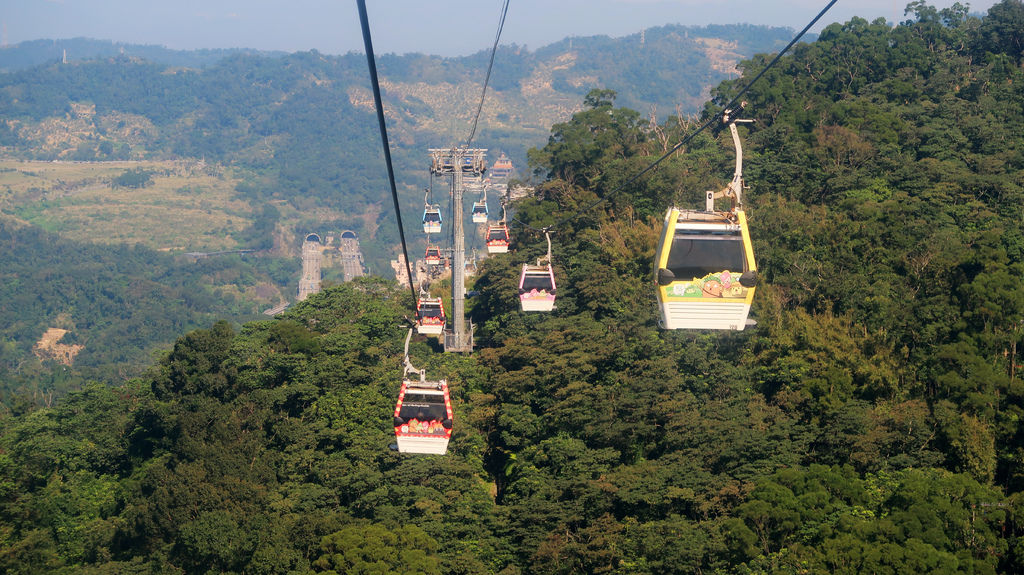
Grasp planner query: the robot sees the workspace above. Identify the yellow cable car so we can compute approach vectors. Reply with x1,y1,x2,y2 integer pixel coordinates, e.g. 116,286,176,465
655,206,756,329
655,109,758,330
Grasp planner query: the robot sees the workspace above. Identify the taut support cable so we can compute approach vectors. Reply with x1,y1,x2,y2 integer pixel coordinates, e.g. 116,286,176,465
519,0,839,237
357,0,418,307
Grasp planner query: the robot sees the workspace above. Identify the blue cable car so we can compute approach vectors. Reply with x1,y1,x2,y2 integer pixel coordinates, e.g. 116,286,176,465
423,205,442,234
472,200,488,223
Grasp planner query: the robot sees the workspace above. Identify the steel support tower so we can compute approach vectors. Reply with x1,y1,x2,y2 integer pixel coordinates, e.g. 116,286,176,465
429,147,486,352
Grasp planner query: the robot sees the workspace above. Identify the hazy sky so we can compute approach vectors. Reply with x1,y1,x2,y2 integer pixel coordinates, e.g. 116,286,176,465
4,0,1002,57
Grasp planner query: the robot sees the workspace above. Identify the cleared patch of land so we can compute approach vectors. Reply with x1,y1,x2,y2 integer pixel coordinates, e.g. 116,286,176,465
33,327,84,366
0,159,254,250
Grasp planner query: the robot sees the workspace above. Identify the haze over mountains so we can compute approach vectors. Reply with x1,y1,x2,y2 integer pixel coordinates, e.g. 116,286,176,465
0,25,796,157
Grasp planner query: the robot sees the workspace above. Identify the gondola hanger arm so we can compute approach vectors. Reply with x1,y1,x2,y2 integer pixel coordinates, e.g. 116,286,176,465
540,229,553,266
708,106,755,211
402,328,424,380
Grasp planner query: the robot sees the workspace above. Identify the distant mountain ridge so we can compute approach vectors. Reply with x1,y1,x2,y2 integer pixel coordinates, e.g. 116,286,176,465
0,37,286,71
0,24,798,163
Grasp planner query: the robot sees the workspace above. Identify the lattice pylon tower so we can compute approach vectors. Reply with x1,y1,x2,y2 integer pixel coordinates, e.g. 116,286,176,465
429,147,487,352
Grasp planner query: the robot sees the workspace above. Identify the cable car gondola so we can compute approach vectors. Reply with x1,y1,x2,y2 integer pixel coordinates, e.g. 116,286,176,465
519,264,555,311
462,155,486,173
485,223,509,254
425,245,442,266
416,296,445,335
655,208,756,329
422,188,442,234
472,200,488,224
423,206,442,234
519,231,556,312
655,111,757,330
393,377,453,455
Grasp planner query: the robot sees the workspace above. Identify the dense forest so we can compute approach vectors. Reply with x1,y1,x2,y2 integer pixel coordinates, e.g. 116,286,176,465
3,1,1024,573
0,218,297,403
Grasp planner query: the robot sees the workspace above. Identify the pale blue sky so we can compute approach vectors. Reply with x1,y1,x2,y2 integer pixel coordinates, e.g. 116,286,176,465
3,1,1001,57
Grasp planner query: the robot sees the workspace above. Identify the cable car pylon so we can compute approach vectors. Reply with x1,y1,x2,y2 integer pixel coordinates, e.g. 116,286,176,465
429,147,487,352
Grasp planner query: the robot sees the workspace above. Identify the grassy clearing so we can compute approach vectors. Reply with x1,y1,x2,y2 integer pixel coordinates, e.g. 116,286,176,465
0,159,254,250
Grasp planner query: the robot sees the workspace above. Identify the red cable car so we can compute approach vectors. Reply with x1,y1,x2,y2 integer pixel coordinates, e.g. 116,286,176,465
393,378,453,455
416,296,445,335
486,223,509,254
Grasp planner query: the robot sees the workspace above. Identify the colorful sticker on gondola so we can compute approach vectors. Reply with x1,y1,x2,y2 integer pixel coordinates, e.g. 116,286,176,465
670,270,749,299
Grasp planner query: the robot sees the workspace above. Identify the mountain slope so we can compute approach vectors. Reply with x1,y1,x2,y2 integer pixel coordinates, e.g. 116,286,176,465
0,26,795,245
3,2,1024,573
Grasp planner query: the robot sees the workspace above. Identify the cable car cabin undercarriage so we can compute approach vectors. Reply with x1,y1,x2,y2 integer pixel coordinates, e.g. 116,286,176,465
655,208,757,330
393,378,453,455
519,263,556,311
416,297,445,335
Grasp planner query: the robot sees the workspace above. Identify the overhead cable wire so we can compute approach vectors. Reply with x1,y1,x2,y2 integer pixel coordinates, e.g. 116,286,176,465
465,0,511,146
525,0,839,236
357,0,418,309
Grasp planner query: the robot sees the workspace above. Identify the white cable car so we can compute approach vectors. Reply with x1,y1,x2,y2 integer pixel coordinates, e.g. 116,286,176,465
393,378,453,455
422,189,442,234
423,206,442,234
416,296,445,335
655,110,757,330
485,223,509,254
472,201,488,224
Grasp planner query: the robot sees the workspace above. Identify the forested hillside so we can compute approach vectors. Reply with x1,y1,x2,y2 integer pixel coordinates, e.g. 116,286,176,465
0,217,297,403
0,24,793,241
3,1,1024,573
0,24,795,398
